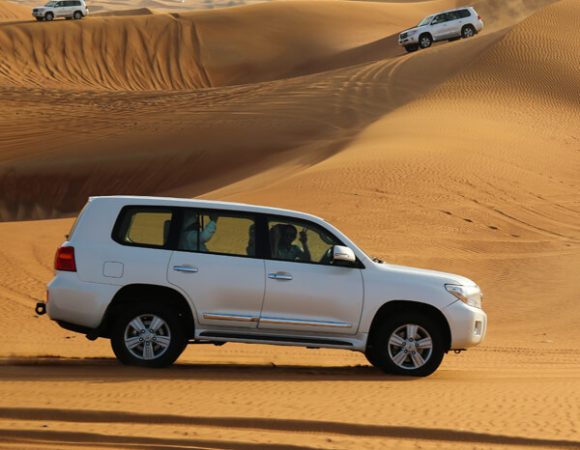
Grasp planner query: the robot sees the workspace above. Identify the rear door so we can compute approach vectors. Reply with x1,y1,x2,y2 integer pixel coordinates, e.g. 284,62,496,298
167,209,265,329
446,11,463,38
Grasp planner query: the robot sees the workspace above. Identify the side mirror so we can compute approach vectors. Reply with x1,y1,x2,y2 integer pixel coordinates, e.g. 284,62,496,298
332,245,356,264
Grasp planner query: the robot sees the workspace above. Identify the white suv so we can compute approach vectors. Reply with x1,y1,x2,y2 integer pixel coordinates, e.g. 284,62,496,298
399,6,483,53
37,196,487,376
32,0,88,21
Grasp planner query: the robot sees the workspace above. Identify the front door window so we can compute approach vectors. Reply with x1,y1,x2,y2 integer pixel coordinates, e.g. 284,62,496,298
267,218,340,265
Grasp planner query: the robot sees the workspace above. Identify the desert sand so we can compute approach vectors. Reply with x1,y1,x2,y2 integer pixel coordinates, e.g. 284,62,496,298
0,0,579,448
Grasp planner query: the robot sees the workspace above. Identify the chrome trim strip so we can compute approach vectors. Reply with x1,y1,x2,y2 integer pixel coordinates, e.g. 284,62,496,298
260,317,352,328
203,313,258,322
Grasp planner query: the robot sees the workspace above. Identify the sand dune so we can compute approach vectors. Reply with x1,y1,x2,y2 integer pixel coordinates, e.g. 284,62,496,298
0,0,579,448
0,0,28,21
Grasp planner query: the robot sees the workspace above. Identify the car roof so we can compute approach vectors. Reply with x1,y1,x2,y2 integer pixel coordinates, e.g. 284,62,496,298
88,195,328,223
436,6,475,14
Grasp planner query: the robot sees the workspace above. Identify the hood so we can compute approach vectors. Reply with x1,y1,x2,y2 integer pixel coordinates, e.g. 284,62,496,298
401,26,418,34
375,262,478,287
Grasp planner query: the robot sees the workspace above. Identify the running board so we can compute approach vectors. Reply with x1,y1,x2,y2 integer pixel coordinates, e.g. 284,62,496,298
198,331,353,347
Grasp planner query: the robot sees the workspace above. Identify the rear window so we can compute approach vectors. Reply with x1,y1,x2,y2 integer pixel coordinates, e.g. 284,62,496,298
113,207,173,248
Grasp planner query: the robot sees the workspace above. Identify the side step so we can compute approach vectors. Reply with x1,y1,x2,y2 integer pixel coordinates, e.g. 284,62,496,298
199,331,353,347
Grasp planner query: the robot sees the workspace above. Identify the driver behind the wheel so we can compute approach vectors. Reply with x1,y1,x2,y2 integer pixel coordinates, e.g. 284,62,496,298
270,224,311,262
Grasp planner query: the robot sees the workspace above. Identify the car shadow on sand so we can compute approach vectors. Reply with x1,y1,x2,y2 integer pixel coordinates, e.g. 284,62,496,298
0,356,413,382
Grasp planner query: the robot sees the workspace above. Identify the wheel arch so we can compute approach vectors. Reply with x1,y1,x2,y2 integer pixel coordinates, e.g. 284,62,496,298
98,284,195,339
419,32,433,41
367,300,451,352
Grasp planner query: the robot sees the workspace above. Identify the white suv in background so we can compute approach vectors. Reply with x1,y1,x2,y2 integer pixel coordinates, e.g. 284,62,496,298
399,6,483,53
37,196,487,377
32,0,88,21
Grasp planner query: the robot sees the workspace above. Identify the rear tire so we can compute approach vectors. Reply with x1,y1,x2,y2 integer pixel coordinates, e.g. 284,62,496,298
111,302,188,368
418,33,432,49
404,44,419,53
462,25,476,39
73,11,82,20
44,12,54,21
366,312,445,377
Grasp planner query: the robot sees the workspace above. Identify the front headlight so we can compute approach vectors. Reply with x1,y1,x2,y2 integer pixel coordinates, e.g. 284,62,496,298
445,284,483,309
407,29,418,36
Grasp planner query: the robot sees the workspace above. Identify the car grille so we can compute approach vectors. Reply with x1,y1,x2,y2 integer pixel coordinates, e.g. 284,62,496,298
33,8,38,12
400,32,408,39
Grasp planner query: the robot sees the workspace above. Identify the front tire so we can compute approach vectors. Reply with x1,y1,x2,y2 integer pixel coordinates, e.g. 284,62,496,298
418,33,432,49
111,302,187,368
44,12,54,21
404,44,419,53
366,313,445,376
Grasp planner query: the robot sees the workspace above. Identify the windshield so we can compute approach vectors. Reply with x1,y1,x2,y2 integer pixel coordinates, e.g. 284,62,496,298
44,1,57,6
417,15,433,27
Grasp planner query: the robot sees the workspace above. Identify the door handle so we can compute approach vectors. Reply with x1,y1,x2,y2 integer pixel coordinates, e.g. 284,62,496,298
268,272,293,281
173,265,198,273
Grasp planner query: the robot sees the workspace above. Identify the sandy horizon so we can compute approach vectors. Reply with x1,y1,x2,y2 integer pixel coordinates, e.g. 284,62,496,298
0,0,579,448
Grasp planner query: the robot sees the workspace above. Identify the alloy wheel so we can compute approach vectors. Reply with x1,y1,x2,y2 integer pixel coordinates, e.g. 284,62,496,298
387,323,433,370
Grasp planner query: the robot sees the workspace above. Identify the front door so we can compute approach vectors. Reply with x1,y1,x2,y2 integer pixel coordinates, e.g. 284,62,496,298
167,209,265,329
258,217,364,335
54,1,67,17
430,13,451,40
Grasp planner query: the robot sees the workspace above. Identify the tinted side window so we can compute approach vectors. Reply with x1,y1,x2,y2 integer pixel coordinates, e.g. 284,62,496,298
457,9,471,19
432,14,446,24
114,207,173,248
177,209,256,258
267,217,341,265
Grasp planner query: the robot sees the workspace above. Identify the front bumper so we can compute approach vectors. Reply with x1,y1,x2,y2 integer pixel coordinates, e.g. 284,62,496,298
443,300,487,349
399,34,419,46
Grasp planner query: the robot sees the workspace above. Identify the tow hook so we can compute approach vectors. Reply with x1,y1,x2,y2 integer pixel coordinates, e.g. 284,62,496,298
35,302,47,316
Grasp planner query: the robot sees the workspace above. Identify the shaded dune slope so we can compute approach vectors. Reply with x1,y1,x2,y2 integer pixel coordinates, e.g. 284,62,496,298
0,0,561,220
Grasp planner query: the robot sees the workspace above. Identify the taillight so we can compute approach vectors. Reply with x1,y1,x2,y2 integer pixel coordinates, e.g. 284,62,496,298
478,15,482,20
55,246,76,272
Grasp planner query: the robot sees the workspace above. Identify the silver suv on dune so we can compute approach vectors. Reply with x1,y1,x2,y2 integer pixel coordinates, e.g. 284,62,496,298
399,6,483,53
32,0,88,21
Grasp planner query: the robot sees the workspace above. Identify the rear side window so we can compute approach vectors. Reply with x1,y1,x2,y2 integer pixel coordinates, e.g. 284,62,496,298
177,209,256,258
456,9,471,19
114,207,173,248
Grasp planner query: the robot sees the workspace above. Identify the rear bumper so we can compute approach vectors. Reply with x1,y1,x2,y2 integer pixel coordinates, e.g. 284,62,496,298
443,300,487,349
47,272,118,330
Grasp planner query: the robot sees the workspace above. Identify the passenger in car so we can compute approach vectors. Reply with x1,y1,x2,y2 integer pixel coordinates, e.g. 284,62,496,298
246,223,256,256
181,214,218,252
271,224,311,262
